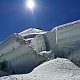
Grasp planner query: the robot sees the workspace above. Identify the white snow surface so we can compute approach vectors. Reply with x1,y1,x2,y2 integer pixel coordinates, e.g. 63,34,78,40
52,19,80,31
19,28,46,37
1,58,80,80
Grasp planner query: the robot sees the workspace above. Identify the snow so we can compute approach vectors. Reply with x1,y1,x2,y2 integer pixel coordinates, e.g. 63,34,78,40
52,19,80,31
19,28,46,37
0,33,21,56
0,58,80,80
29,58,80,80
44,20,80,59
31,34,46,52
38,50,54,60
68,49,80,67
0,20,80,79
0,43,47,74
0,28,47,74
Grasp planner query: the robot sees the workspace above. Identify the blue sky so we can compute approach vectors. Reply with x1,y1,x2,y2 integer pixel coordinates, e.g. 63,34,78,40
0,0,80,41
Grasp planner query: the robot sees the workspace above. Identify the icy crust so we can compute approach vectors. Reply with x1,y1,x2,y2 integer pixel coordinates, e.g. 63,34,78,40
0,28,48,75
0,20,80,78
19,28,46,37
0,33,25,56
52,19,80,31
1,58,80,80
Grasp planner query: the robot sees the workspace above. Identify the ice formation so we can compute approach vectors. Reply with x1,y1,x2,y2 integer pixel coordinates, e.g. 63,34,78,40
0,20,80,78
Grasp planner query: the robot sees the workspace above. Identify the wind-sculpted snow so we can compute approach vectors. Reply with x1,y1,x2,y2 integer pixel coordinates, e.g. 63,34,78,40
0,58,80,80
0,20,80,78
19,28,46,38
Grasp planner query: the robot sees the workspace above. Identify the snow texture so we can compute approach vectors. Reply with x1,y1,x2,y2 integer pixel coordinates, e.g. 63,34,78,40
0,58,80,80
0,20,80,79
19,28,46,37
0,28,47,74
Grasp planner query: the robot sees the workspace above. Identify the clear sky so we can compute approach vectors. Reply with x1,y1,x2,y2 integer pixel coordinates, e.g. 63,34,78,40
0,0,80,41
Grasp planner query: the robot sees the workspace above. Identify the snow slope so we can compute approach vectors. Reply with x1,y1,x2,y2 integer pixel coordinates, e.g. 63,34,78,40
0,58,80,80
